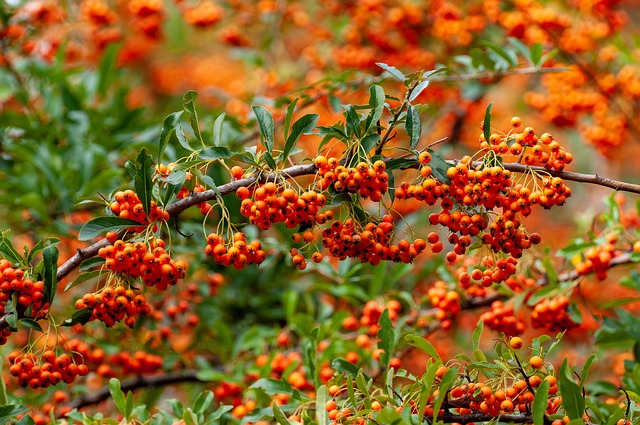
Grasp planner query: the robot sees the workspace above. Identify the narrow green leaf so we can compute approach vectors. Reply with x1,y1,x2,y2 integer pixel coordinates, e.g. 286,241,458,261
332,359,368,380
284,98,299,141
480,40,518,67
0,233,26,268
355,371,370,396
360,134,380,154
532,379,550,425
344,105,361,139
264,151,277,169
212,113,226,147
249,378,293,395
65,269,104,291
199,146,233,161
272,402,292,425
472,320,484,352
367,85,385,132
158,111,191,162
281,114,319,161
378,309,394,369
376,62,405,81
542,255,559,285
97,42,119,97
42,244,58,305
26,238,60,264
405,334,441,363
347,375,357,410
580,354,597,384
252,105,275,153
16,415,35,425
427,149,451,184
19,318,43,333
432,368,455,424
406,105,421,149
78,217,143,241
316,385,328,425
409,80,429,102
183,90,204,145
192,391,214,414
530,43,543,67
61,308,92,327
134,148,154,218
200,175,222,199
125,391,134,420
4,295,17,330
558,359,584,420
109,378,127,417
79,256,106,271
483,103,493,146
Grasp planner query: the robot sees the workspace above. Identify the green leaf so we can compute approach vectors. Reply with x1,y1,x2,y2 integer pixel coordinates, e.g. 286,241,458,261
183,90,204,146
16,415,35,425
134,148,154,218
281,114,319,161
542,254,559,285
558,358,584,420
284,98,299,141
65,269,104,291
264,151,277,169
480,40,518,67
199,146,233,161
272,402,292,425
192,391,214,414
344,105,361,139
212,113,226,147
19,318,43,332
378,309,394,369
125,391,134,421
61,308,92,327
316,385,328,425
97,42,119,97
530,43,543,67
376,63,405,81
581,353,597,383
427,149,451,184
432,368,455,424
79,256,105,271
366,85,385,132
360,134,380,154
158,111,191,163
4,295,17,330
42,243,58,305
532,378,550,425
249,378,293,395
405,334,441,363
109,378,127,418
78,217,143,241
558,240,597,259
483,103,493,146
472,320,484,351
406,105,421,149
0,233,26,268
332,359,368,380
252,105,275,153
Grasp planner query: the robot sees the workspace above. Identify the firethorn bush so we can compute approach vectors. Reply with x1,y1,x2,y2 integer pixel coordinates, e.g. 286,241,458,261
1,1,640,425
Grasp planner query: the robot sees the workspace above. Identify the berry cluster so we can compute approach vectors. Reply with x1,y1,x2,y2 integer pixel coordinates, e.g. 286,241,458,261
575,242,620,280
320,216,427,266
8,350,88,389
204,232,266,269
482,122,574,172
315,157,389,201
0,260,48,344
109,190,168,227
75,285,151,328
531,296,578,332
110,350,163,375
237,182,327,230
98,239,186,290
427,281,461,330
480,300,526,336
